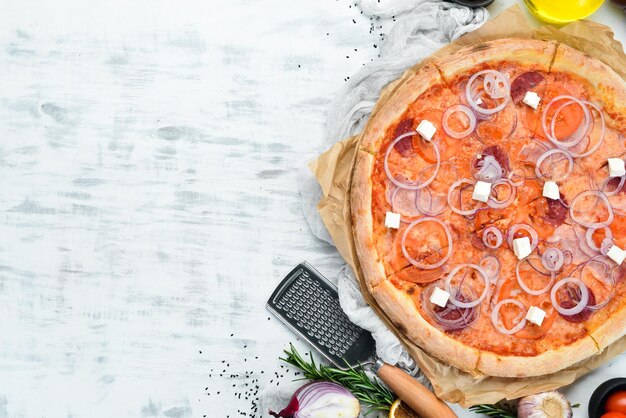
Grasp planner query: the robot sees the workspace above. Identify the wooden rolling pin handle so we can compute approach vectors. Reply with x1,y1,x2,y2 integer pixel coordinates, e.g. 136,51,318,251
375,361,457,418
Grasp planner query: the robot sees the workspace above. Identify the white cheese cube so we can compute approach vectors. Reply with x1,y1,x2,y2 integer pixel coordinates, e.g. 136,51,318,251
608,158,626,178
416,120,436,141
513,237,532,260
525,306,546,326
607,245,626,265
522,91,541,110
476,98,483,105
472,181,491,203
430,287,450,308
542,181,560,200
384,211,401,229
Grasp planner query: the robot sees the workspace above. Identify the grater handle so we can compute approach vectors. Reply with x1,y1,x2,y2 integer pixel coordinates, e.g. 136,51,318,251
376,362,457,418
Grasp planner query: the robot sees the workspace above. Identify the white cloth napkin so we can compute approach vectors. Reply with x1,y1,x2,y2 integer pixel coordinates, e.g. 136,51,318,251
264,1,488,416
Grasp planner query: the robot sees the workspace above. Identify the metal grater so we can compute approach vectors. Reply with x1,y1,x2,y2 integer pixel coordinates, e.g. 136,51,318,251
266,262,376,368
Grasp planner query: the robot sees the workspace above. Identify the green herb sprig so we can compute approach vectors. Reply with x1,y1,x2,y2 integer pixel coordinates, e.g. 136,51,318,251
280,343,395,412
469,403,517,418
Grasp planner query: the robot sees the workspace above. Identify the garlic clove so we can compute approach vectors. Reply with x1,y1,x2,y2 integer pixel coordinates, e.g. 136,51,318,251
517,391,573,418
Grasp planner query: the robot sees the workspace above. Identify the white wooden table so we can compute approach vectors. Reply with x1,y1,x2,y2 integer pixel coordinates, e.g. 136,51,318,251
0,1,624,417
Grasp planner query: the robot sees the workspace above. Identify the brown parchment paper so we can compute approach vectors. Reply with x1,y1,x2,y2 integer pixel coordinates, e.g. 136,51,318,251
310,5,626,407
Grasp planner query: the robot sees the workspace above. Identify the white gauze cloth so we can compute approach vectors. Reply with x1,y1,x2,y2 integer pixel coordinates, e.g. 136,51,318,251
264,1,488,416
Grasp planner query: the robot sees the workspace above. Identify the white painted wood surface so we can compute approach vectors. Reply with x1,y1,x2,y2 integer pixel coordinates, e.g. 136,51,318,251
0,1,623,417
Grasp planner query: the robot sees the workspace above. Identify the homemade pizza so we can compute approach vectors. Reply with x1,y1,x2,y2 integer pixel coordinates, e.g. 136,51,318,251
351,39,626,377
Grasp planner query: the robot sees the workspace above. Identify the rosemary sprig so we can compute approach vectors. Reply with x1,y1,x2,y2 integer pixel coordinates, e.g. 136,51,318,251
280,343,395,412
469,403,517,418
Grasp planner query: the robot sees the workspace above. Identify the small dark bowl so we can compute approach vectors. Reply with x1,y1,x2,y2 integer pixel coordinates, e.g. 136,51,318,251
589,378,626,418
451,0,496,7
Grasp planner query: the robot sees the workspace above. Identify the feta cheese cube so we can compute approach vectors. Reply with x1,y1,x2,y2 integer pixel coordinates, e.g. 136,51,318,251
472,181,491,203
525,306,546,326
416,120,436,141
513,237,532,260
542,181,560,200
476,98,483,105
608,158,626,178
384,211,401,229
429,287,450,308
523,91,541,110
607,245,626,265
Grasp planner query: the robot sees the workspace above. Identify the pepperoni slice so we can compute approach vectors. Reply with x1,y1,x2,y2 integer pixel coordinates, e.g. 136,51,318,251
544,194,568,225
511,72,545,104
393,119,415,156
560,288,596,323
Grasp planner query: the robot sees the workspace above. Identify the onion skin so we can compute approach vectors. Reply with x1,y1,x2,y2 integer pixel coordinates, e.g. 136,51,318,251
517,391,572,418
269,382,360,418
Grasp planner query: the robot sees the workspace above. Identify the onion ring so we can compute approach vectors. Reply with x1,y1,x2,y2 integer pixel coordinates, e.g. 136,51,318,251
569,190,614,229
585,227,613,253
482,226,503,249
466,70,510,115
442,104,477,139
507,224,539,251
550,277,589,316
517,258,555,295
569,101,605,158
491,299,527,335
444,264,490,308
542,95,591,149
535,148,574,182
479,254,501,284
447,179,482,216
401,217,453,270
384,132,441,190
487,178,516,209
541,248,564,272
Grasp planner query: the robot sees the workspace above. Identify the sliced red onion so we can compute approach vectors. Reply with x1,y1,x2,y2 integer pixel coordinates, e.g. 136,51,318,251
401,217,452,270
508,168,526,187
535,148,574,182
569,191,614,229
444,264,490,308
578,256,615,311
422,283,480,331
442,104,477,139
415,188,445,216
474,155,503,183
491,299,527,335
391,187,420,218
507,224,539,251
447,179,482,216
585,227,613,253
482,226,503,249
466,70,510,115
550,277,589,316
569,101,605,158
483,71,509,99
487,178,516,209
542,96,591,149
479,254,501,283
602,175,625,197
600,238,613,256
383,132,441,190
541,248,564,272
517,258,555,295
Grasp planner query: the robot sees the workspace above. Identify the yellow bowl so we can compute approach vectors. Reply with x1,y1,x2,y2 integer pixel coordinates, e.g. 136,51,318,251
524,0,605,24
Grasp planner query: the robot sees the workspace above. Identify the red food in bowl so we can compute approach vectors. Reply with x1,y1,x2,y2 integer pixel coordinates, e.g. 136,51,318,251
606,391,626,414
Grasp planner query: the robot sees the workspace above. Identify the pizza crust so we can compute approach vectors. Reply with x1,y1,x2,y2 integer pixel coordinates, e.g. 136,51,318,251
351,150,387,291
434,38,558,82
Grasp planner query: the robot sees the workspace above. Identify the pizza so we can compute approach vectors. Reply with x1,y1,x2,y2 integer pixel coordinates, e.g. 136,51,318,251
350,39,626,377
